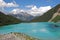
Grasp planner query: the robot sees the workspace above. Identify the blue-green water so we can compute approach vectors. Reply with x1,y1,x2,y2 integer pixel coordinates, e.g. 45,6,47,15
0,22,60,40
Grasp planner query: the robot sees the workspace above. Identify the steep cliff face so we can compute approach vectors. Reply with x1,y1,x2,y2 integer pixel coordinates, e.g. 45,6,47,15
0,11,21,26
0,32,40,40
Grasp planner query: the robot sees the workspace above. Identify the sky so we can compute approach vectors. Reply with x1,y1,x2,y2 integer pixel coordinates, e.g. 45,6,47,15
0,0,60,16
4,0,60,7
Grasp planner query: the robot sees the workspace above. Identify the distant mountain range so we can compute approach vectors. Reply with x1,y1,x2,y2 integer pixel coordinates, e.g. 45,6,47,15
9,11,34,21
0,4,60,26
0,32,40,40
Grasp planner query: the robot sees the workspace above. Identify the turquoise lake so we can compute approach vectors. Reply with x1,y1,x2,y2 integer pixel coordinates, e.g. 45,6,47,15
0,22,60,40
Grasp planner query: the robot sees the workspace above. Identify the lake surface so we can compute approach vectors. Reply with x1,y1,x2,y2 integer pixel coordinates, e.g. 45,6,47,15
0,22,60,40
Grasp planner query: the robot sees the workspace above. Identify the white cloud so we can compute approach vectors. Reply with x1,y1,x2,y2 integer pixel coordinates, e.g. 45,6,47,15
26,5,51,16
11,8,24,14
0,0,19,7
26,5,34,8
6,2,19,7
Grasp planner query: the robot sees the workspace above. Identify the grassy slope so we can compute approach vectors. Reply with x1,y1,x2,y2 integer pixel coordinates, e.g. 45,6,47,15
0,12,21,26
31,4,60,22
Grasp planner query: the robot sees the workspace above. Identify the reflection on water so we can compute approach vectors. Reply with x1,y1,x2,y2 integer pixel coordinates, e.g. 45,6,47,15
0,22,60,40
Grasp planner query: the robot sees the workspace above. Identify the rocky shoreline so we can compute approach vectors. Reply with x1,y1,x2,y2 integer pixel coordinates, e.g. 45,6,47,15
0,32,40,40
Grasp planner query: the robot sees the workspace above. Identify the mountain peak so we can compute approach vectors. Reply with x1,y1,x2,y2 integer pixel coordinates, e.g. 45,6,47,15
55,4,60,10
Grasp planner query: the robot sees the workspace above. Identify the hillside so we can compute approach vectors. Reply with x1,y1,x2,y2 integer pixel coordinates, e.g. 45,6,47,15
0,12,21,26
51,15,60,22
31,4,60,22
48,8,60,22
0,32,40,40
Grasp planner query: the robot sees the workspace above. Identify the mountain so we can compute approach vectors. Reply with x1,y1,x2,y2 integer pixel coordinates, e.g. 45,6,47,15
10,12,34,21
31,4,60,22
0,11,21,26
9,10,34,21
0,32,40,40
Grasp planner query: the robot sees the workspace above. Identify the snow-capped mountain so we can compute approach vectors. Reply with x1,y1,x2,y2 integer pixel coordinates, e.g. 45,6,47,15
9,9,34,21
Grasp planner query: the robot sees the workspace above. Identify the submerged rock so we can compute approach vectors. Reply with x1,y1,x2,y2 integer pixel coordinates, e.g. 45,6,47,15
54,25,59,27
